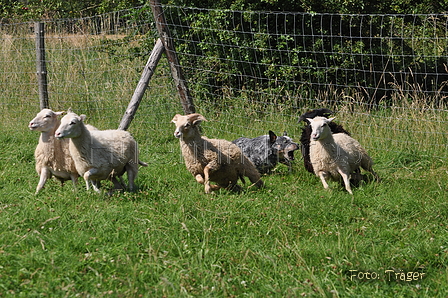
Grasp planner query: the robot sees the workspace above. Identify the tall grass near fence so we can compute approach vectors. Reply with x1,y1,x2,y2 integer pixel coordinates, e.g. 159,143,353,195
2,30,447,161
0,29,179,130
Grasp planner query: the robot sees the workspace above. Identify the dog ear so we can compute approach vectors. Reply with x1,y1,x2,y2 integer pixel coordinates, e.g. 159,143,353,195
268,130,277,144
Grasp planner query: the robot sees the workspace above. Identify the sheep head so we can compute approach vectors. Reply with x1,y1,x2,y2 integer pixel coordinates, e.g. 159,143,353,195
29,109,64,132
54,111,87,139
307,116,335,141
171,113,207,140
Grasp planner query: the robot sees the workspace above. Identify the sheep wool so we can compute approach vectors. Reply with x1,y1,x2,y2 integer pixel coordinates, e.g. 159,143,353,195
29,109,79,194
308,116,378,194
55,110,146,192
172,113,263,193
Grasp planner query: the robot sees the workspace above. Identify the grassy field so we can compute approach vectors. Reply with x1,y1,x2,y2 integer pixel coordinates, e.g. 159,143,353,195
1,111,448,297
1,32,448,297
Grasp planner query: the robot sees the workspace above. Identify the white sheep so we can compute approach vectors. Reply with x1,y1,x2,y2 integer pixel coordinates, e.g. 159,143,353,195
171,113,264,193
307,116,379,194
54,110,147,192
29,109,78,194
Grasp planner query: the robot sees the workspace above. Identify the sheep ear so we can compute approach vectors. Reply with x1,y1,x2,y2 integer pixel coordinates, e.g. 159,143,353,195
54,111,65,116
171,114,182,123
306,118,313,123
268,130,277,143
190,113,207,125
79,114,87,121
327,117,335,123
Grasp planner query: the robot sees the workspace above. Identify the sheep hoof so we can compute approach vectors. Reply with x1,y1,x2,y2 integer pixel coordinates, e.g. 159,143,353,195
227,184,242,193
195,174,205,184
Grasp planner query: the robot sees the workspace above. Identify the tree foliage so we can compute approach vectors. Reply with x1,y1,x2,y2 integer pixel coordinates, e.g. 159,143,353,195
155,4,448,104
0,0,145,21
2,0,448,21
3,1,448,104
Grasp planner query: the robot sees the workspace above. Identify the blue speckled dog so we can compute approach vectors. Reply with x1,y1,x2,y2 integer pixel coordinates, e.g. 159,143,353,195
233,131,299,174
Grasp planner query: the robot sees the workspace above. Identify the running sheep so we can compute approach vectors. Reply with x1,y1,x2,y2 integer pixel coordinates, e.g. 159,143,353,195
54,110,147,192
307,116,379,194
298,108,351,174
29,109,78,194
171,113,264,193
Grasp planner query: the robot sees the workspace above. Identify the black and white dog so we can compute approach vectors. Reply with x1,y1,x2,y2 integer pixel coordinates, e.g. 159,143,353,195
233,131,299,174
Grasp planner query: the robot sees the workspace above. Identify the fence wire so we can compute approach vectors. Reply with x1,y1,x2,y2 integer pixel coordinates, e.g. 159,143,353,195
1,6,447,160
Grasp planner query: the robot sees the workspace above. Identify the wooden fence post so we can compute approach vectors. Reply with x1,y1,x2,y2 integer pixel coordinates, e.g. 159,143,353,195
150,0,196,114
118,38,165,130
35,22,49,110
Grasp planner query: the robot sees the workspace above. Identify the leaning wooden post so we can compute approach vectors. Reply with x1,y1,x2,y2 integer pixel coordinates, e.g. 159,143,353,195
118,38,165,130
35,22,49,110
150,0,196,114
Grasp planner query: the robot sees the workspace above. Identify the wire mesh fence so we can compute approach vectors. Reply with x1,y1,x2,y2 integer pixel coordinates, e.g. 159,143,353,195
1,5,447,159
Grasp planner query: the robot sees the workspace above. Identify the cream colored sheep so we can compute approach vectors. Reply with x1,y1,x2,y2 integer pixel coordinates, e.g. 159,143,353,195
54,110,146,192
29,109,78,194
308,116,379,194
171,113,264,193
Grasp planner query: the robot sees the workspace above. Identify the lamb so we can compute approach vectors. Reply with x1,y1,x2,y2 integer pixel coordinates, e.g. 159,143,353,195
54,110,147,192
171,113,264,193
29,109,78,194
307,116,379,194
232,131,299,174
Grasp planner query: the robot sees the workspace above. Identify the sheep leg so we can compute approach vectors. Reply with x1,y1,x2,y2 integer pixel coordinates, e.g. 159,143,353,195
91,180,101,190
83,170,101,193
36,167,51,194
90,180,101,192
195,174,205,184
84,178,90,191
361,158,381,182
244,165,264,189
318,171,330,190
204,164,221,194
125,163,138,192
338,168,353,195
70,173,78,191
369,169,381,182
203,165,212,194
111,176,124,190
195,174,220,191
118,176,126,188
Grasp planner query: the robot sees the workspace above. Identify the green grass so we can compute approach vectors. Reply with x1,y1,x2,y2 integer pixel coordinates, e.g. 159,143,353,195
1,32,448,297
1,122,448,297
